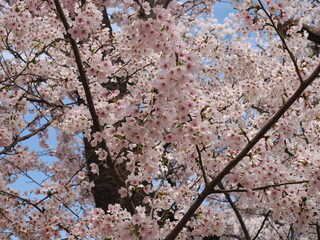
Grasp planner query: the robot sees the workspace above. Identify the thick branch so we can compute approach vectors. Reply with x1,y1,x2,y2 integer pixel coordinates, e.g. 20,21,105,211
159,0,173,8
102,8,113,38
53,0,101,133
302,24,320,45
53,0,137,214
164,62,320,240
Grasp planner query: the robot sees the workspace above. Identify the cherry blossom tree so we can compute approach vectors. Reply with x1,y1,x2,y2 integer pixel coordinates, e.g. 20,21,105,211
0,0,320,239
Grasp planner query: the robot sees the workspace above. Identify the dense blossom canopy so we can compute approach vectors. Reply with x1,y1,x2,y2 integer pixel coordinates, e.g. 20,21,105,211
0,0,320,239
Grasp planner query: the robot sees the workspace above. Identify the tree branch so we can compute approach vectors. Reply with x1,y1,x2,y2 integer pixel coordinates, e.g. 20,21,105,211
211,180,309,194
257,0,303,83
0,118,56,155
164,62,320,240
252,211,272,240
218,182,250,240
163,0,173,8
267,218,285,240
0,190,44,213
53,0,136,214
195,145,208,186
302,24,320,45
102,7,113,38
53,0,101,133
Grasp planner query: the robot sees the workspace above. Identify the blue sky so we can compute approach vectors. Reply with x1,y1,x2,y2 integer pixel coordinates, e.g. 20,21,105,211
214,1,237,21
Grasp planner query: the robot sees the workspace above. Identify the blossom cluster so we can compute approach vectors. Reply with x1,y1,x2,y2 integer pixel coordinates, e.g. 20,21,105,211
0,0,319,239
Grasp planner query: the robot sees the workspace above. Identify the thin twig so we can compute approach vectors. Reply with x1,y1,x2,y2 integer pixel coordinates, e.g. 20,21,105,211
0,117,56,155
257,0,303,83
252,210,272,240
0,190,44,213
212,180,309,194
195,145,208,186
267,218,285,240
218,182,251,240
287,224,294,240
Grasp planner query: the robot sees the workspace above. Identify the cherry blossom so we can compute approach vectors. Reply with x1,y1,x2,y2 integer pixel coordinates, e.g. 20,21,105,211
0,0,320,239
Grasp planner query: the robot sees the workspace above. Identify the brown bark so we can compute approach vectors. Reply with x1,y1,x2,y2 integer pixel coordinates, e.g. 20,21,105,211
53,0,141,215
84,136,146,214
84,138,127,213
302,24,320,45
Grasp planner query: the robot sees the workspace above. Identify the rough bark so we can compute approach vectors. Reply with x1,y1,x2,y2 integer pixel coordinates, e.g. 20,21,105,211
84,137,128,213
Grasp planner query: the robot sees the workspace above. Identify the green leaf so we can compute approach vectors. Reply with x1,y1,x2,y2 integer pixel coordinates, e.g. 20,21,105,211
108,98,117,103
150,87,159,94
114,134,125,140
176,122,185,128
161,154,168,166
132,144,143,154
200,105,210,114
175,52,179,62
47,190,54,197
204,35,209,43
